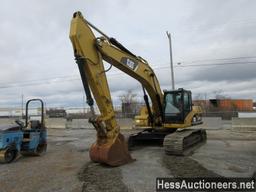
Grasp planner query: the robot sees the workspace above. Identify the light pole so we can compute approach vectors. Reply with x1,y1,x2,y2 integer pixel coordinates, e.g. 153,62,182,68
166,31,175,90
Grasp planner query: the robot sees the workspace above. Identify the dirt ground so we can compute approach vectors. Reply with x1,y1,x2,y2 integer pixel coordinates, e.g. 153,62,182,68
0,126,256,192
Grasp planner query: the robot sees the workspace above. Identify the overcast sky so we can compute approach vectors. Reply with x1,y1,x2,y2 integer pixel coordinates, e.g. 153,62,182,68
0,0,256,108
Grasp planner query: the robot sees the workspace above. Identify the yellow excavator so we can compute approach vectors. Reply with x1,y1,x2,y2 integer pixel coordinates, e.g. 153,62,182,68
69,11,206,166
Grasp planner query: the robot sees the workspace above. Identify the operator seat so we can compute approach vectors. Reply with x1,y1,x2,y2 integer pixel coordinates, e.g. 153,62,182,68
30,120,41,129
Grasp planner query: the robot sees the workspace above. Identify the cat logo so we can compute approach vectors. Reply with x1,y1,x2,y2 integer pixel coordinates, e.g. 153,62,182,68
120,57,138,71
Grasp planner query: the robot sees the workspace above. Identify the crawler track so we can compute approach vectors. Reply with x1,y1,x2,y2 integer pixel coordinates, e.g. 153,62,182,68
163,129,207,155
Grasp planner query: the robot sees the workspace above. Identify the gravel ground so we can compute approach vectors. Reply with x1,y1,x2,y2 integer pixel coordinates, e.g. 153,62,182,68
0,140,86,192
0,127,255,192
78,162,129,192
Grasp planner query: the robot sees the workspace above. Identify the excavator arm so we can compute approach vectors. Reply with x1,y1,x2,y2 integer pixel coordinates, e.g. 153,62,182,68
70,12,135,166
70,12,118,144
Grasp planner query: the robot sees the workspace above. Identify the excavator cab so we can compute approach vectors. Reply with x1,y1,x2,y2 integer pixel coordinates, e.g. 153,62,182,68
163,88,192,124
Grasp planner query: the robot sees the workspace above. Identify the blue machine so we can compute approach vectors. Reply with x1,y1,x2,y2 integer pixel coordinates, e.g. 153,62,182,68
0,99,47,163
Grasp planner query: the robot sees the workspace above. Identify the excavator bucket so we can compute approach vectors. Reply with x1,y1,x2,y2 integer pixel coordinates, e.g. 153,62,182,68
89,133,135,166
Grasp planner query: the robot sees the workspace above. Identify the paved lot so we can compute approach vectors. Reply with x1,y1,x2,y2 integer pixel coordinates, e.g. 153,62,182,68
0,122,256,192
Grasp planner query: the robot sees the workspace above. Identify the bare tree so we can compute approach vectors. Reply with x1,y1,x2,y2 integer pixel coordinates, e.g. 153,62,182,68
194,93,204,100
119,90,137,104
119,90,138,117
212,89,230,99
193,93,208,112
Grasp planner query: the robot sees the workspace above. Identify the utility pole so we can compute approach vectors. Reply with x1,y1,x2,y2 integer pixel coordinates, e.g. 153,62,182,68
166,31,175,90
21,94,24,118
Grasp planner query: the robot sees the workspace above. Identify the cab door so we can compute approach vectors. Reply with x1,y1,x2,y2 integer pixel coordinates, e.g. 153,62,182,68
163,91,183,123
163,89,192,124
183,91,192,118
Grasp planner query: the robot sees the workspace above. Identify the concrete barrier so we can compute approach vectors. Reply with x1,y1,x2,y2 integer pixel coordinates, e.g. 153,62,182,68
186,117,222,130
65,119,94,129
46,118,134,129
238,112,256,118
232,117,256,131
0,117,227,130
117,118,133,129
0,118,17,125
122,117,223,130
0,118,67,129
201,117,222,129
65,118,133,129
46,118,66,129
